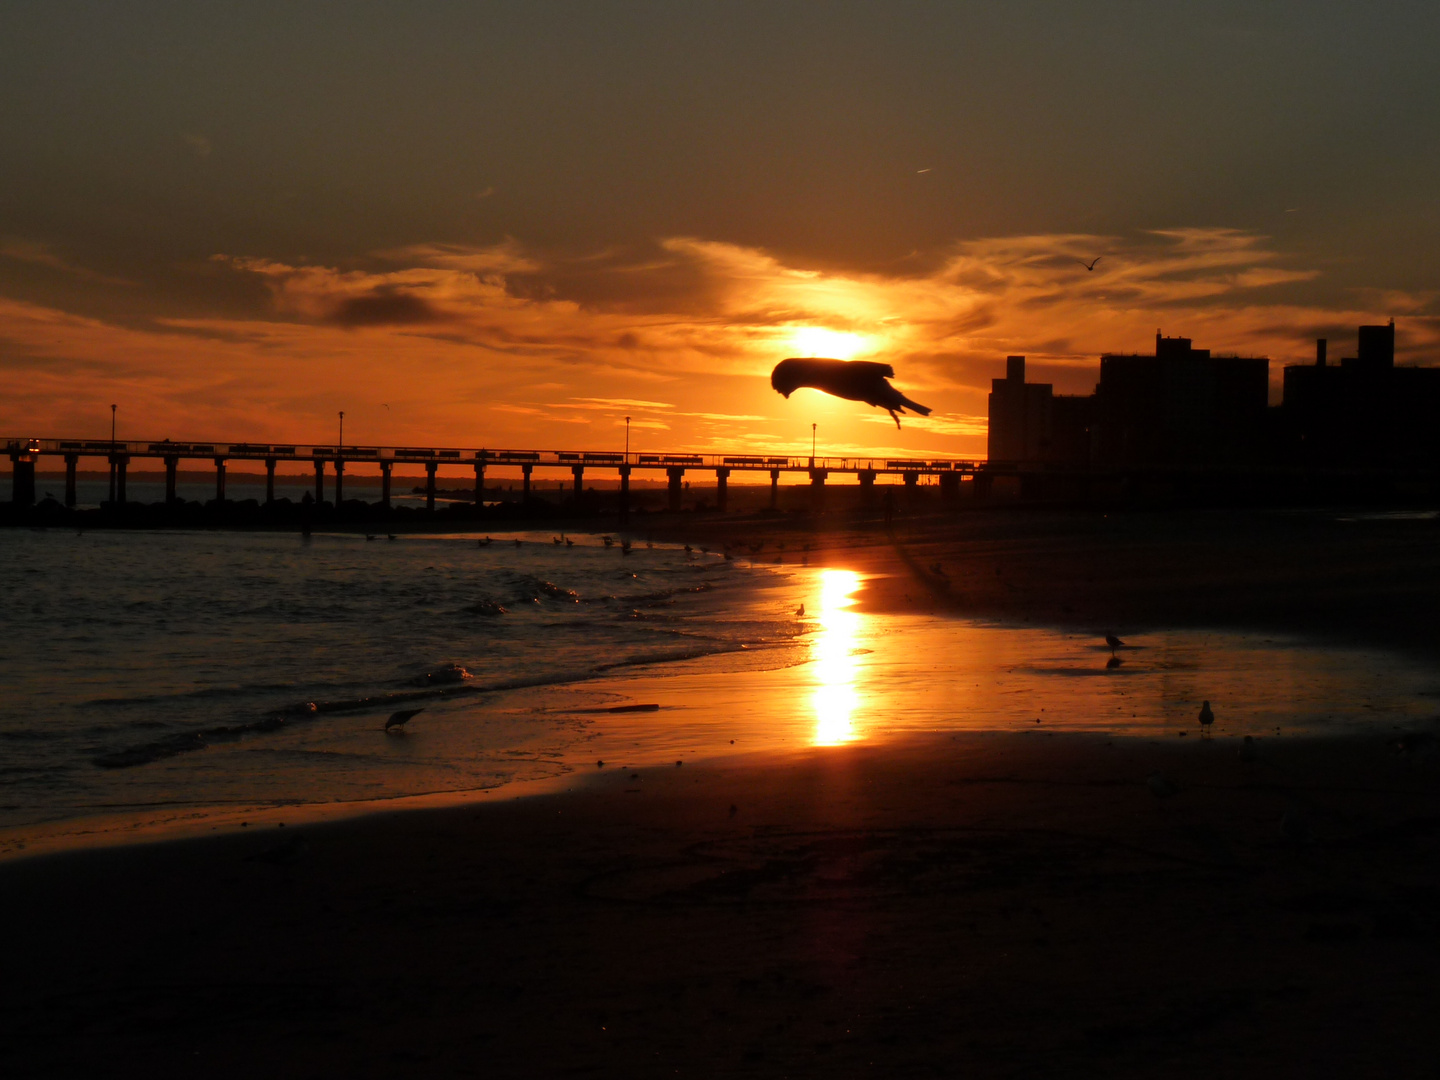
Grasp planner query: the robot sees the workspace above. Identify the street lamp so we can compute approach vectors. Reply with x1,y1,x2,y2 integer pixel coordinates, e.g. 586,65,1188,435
338,410,345,448
812,422,817,463
625,415,631,462
110,404,117,445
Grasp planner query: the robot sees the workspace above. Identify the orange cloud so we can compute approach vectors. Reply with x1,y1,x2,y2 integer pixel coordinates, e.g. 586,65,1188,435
2,229,1434,460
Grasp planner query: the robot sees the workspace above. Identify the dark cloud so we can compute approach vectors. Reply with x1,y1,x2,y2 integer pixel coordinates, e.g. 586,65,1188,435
326,289,444,327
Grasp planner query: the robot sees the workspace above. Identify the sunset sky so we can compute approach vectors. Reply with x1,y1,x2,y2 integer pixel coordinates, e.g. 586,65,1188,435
4,2,1439,460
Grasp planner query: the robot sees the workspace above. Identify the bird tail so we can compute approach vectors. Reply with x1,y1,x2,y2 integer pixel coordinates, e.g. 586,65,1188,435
895,393,931,417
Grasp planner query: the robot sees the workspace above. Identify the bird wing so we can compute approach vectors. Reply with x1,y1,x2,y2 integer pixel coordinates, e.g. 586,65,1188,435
386,707,425,726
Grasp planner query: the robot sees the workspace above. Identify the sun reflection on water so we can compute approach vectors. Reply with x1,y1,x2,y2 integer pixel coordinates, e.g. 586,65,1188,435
811,569,864,746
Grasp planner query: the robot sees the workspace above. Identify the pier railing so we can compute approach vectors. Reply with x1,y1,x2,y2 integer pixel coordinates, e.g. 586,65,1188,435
4,437,978,476
4,436,982,511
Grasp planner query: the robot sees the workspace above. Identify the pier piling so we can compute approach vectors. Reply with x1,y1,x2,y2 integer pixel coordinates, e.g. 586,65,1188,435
265,458,276,505
425,461,438,512
379,461,392,508
214,457,226,502
521,463,533,503
334,458,345,505
809,467,827,510
858,469,876,507
572,464,584,503
618,464,631,523
164,456,178,505
715,467,730,512
112,454,128,507
65,453,78,507
667,467,684,512
769,468,780,510
9,451,36,506
313,459,324,504
474,462,485,505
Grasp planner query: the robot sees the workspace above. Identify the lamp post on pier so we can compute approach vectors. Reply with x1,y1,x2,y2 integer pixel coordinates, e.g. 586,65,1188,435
811,422,817,465
338,411,344,448
625,415,630,462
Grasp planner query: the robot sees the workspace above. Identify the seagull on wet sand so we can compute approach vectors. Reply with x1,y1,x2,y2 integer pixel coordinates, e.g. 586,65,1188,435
385,707,424,733
1105,633,1123,653
1199,700,1215,735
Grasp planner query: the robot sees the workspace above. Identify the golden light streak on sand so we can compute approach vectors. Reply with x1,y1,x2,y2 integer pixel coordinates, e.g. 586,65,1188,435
811,568,865,745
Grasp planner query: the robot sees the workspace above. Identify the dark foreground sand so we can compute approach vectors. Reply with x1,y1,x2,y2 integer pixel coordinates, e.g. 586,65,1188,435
4,731,1440,1078
5,508,1440,1077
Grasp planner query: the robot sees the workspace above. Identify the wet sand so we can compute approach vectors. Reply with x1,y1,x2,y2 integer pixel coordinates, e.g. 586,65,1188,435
4,731,1439,1077
666,505,1440,658
5,507,1440,1076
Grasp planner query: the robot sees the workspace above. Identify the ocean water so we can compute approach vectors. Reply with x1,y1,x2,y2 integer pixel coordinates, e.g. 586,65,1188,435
0,528,805,836
2,528,1437,852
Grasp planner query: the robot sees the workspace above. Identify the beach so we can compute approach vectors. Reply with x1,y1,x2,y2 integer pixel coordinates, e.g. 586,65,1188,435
4,507,1440,1077
4,729,1439,1077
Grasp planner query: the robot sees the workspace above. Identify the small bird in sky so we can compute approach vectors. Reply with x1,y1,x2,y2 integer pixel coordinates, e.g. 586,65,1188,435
1199,700,1215,734
1080,256,1102,271
384,707,424,733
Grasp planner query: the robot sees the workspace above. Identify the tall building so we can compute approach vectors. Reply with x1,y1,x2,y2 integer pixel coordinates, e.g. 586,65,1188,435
1093,333,1269,467
1282,322,1440,468
987,356,1050,463
986,355,1093,466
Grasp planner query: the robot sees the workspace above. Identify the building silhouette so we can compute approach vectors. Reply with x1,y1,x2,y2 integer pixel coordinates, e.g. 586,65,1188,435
989,332,1268,469
1282,322,1440,469
1095,333,1269,467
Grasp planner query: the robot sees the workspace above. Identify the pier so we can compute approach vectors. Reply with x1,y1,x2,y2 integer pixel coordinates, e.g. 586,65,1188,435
4,437,982,518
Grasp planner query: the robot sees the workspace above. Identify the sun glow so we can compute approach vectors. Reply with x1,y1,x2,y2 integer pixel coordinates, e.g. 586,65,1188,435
788,326,869,360
811,569,865,746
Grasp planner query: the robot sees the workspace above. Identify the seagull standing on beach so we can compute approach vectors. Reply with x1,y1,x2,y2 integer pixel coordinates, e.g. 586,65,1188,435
385,708,424,733
1105,633,1123,654
1199,700,1215,735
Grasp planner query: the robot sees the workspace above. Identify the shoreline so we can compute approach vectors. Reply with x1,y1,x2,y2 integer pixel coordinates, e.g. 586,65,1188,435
7,507,1440,863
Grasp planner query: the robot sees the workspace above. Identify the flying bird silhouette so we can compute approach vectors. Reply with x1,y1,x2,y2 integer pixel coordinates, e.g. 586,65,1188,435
1080,257,1102,271
771,358,931,429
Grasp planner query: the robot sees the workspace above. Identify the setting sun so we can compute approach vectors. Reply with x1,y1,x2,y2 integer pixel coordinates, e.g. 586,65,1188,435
787,326,869,360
